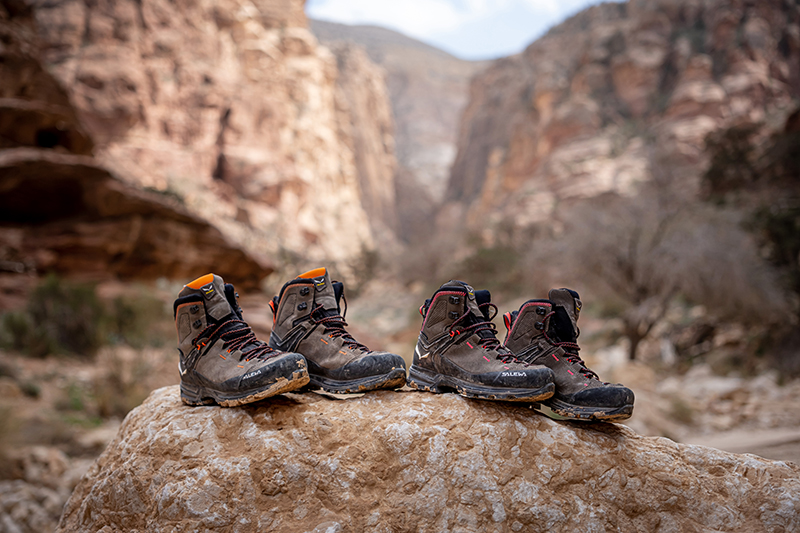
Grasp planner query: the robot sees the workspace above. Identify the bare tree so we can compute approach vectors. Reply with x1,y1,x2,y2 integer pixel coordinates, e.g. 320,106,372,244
546,185,787,360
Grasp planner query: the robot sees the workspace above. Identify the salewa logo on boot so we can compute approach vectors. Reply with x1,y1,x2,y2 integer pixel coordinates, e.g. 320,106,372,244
269,267,406,394
201,282,216,298
407,280,555,402
503,289,634,421
415,345,430,359
174,273,309,407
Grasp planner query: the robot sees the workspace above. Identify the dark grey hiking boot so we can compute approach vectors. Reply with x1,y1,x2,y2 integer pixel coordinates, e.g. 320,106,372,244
268,267,406,393
174,273,309,406
503,288,634,421
407,280,555,401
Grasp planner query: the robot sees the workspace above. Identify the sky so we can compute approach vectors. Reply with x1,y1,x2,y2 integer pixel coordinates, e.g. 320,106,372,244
305,0,619,61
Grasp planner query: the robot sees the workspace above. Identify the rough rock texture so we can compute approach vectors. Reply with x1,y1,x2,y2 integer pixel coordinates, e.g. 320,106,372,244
446,0,800,236
310,20,485,241
28,0,398,272
0,446,93,533
59,386,799,532
0,148,269,285
0,5,269,285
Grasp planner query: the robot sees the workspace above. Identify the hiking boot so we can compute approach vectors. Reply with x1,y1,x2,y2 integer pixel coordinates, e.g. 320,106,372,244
268,267,406,393
407,280,555,401
503,288,635,421
174,273,309,406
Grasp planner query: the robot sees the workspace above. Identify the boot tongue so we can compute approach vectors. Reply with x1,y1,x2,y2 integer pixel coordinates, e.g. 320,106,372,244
440,281,498,341
178,273,237,323
294,267,341,317
440,280,483,318
547,288,581,341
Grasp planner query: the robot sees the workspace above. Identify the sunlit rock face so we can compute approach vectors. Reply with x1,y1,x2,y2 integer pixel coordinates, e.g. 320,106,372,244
59,386,799,532
30,0,399,274
446,0,800,237
0,4,269,285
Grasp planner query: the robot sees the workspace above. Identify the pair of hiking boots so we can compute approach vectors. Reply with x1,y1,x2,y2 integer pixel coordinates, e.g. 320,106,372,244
174,268,406,406
407,280,634,421
173,271,633,421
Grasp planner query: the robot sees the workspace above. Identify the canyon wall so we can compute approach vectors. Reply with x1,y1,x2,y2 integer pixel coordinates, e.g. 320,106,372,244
446,0,800,237
25,0,398,278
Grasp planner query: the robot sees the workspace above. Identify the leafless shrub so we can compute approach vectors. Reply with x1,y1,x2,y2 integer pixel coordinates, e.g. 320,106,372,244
538,183,788,360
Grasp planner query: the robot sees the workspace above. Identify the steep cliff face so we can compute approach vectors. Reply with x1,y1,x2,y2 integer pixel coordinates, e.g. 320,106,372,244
310,20,485,241
0,4,268,286
447,0,800,234
30,0,398,273
58,386,800,532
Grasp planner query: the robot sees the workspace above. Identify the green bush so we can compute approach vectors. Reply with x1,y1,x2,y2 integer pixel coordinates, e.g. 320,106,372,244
0,276,171,358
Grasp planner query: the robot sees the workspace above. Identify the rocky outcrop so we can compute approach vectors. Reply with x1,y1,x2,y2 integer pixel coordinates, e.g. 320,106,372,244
0,446,92,533
59,386,799,532
0,148,269,285
310,20,485,241
329,42,398,240
446,0,800,236
0,7,270,286
27,0,398,273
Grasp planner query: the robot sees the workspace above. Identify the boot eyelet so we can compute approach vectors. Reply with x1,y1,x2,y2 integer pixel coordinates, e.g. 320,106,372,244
298,302,308,311
536,307,546,315
300,287,310,296
534,322,544,330
449,296,460,304
192,319,201,329
190,305,199,313
448,311,459,319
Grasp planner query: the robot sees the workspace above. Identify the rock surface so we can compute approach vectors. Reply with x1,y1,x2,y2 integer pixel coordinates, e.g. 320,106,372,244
28,0,398,272
310,20,485,241
446,0,800,237
0,5,269,285
59,386,799,532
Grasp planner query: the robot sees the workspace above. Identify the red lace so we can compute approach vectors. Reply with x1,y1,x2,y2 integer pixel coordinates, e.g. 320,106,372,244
449,302,520,364
193,319,275,361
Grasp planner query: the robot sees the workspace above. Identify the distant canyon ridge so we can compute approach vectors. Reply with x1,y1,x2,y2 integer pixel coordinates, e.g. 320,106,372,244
1,0,798,286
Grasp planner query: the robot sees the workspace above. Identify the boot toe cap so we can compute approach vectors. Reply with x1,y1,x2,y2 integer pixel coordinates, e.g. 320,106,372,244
568,385,635,408
337,352,407,380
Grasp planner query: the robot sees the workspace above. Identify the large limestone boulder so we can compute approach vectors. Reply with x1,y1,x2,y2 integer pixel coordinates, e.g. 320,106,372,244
58,386,799,532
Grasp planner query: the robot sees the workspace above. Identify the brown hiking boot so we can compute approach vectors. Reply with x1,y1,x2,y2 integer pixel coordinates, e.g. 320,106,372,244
268,267,406,393
174,274,309,406
503,288,634,421
407,280,555,401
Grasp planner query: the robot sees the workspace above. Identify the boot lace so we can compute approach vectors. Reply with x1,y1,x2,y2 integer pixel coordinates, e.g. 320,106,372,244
193,320,276,361
449,302,521,364
309,300,368,351
541,311,598,379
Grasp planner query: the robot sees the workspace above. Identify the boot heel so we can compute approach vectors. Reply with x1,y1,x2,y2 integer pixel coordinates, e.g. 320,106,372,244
180,382,214,406
407,365,442,393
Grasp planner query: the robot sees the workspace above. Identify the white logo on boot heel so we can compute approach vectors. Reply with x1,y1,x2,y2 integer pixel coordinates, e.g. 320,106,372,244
501,371,526,377
243,370,262,380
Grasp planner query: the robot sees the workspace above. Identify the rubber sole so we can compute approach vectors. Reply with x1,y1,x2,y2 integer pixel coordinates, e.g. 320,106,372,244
407,364,555,402
306,367,407,394
537,397,634,422
180,365,310,407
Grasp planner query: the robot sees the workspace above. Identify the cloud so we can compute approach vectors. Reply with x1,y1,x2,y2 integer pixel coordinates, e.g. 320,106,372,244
305,0,614,59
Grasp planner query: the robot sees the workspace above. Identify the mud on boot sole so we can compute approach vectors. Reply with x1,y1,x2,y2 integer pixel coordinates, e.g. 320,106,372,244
536,397,634,422
407,365,554,402
307,367,407,394
180,367,310,407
